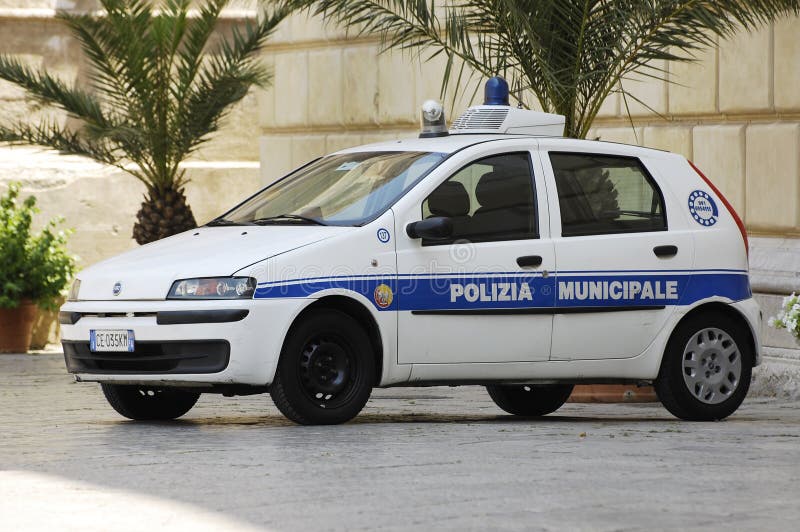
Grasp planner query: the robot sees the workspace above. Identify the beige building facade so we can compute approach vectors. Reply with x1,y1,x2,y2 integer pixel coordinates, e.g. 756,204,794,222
1,3,799,368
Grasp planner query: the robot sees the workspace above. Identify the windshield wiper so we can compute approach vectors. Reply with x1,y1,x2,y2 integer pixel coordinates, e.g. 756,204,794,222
251,214,328,226
205,217,252,227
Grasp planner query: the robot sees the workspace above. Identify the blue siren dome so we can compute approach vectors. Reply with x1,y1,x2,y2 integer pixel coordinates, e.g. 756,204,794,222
484,76,510,106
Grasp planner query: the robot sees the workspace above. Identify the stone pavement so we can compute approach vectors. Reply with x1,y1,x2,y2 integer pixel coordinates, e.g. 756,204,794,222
1,353,799,531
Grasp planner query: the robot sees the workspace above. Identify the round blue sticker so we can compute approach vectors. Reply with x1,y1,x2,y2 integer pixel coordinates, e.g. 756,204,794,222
688,190,719,226
377,228,390,243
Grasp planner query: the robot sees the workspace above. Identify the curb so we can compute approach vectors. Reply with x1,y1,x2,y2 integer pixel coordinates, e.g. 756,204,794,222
751,347,800,400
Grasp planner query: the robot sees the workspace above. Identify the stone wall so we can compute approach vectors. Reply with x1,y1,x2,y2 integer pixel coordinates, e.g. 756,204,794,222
258,16,800,242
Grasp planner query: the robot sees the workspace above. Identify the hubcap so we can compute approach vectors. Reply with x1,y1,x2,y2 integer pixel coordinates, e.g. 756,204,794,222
298,336,355,408
681,327,742,405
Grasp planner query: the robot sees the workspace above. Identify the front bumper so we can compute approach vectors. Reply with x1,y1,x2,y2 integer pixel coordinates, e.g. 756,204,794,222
60,298,308,386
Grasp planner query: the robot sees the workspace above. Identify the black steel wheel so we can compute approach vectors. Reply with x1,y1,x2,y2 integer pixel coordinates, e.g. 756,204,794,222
270,309,374,425
655,311,753,421
486,383,574,416
101,384,199,420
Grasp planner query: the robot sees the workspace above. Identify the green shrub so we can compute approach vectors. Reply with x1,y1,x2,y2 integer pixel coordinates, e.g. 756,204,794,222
0,182,77,310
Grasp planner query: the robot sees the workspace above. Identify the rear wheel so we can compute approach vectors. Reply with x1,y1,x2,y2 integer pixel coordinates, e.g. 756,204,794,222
655,312,753,421
101,384,200,420
486,383,574,416
270,310,375,425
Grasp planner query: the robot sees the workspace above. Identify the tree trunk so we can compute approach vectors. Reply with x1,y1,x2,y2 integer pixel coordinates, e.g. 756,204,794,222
132,185,197,245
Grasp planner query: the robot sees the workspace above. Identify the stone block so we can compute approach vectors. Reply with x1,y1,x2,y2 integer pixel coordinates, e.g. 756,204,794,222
595,91,619,119
273,50,308,127
267,10,293,44
259,136,292,185
415,52,448,108
620,61,667,117
292,13,326,42
325,134,362,153
190,90,261,162
342,45,378,126
774,17,800,111
182,164,261,224
643,126,692,159
757,293,800,349
360,130,414,145
745,123,800,231
749,236,800,294
593,127,643,146
288,12,336,43
290,135,326,168
719,26,772,113
256,53,276,129
308,48,343,126
669,44,717,115
692,125,746,215
377,51,416,125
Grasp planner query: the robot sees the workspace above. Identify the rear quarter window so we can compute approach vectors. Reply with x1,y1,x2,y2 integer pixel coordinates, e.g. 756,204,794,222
549,152,667,237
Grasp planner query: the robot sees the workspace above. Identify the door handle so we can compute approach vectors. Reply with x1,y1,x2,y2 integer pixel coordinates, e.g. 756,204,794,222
653,245,678,258
517,255,543,267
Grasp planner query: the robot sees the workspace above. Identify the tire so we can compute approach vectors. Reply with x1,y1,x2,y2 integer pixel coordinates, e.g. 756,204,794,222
655,312,753,421
101,384,200,421
270,309,375,425
486,383,574,416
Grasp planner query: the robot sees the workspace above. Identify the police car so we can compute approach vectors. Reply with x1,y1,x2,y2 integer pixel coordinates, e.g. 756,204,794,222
60,77,759,425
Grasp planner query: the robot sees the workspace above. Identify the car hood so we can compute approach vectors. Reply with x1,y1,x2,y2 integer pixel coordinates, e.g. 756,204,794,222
76,225,346,301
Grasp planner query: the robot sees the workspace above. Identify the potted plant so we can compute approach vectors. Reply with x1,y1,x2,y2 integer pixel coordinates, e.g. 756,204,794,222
769,293,800,345
0,182,77,353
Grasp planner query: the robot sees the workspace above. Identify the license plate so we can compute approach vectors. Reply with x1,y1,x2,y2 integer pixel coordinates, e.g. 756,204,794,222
90,329,135,352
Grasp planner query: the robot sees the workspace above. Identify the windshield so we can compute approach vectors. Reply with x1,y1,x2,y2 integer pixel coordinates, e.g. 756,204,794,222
219,151,447,226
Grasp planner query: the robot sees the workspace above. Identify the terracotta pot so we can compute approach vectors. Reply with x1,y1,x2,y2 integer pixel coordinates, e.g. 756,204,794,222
568,384,658,403
30,296,64,350
0,300,38,353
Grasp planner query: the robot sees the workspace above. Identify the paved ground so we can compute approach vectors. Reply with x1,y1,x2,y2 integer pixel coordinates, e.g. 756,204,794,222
1,353,799,531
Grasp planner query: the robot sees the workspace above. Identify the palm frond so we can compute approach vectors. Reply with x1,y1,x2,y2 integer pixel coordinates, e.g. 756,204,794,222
0,55,110,129
177,6,288,164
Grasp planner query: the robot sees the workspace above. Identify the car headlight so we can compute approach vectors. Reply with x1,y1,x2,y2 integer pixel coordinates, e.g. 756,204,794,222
67,279,81,301
167,277,257,300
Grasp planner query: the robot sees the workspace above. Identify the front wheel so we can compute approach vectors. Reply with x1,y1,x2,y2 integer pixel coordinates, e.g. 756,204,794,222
101,384,200,420
270,310,375,425
655,312,753,421
486,383,574,416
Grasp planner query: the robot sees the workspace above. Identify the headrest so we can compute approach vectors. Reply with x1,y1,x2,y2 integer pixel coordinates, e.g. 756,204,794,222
427,181,470,217
475,171,532,210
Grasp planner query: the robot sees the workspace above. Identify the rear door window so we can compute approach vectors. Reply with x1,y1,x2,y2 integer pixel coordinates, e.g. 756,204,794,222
549,152,666,237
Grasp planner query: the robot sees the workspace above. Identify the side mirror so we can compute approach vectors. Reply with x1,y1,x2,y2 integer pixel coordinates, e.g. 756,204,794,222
406,217,454,240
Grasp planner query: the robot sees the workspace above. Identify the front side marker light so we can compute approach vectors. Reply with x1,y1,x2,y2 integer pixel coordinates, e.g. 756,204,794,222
168,277,257,300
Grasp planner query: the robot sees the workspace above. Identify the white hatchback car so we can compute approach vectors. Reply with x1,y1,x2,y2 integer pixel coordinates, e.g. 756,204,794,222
61,78,759,425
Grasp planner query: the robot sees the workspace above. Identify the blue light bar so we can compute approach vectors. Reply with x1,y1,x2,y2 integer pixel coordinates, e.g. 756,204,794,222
484,76,510,106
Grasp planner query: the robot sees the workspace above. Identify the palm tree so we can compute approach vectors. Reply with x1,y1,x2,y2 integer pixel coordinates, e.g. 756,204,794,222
285,0,799,139
0,0,287,244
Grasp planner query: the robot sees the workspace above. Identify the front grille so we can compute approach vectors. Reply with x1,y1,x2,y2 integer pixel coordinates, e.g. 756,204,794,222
451,108,509,130
59,311,157,325
63,340,230,374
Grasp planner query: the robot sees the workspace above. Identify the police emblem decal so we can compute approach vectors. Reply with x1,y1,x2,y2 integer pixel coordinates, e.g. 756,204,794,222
688,190,719,226
377,228,390,243
112,282,122,296
373,283,393,308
